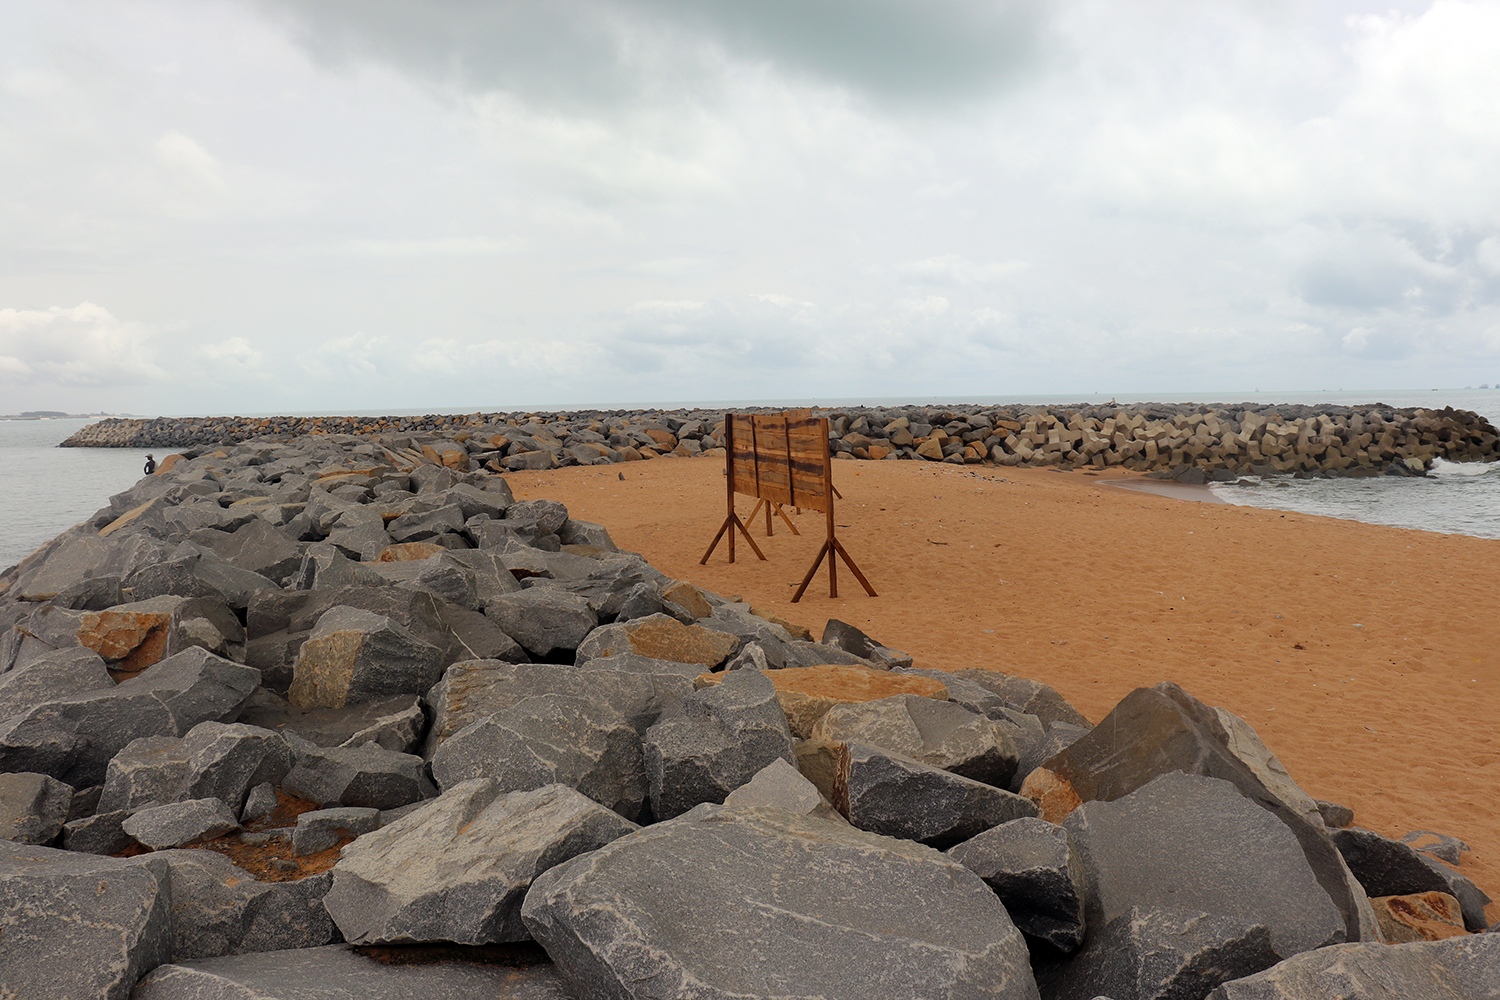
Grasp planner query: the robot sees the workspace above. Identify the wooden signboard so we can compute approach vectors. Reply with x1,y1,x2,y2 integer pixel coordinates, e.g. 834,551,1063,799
701,411,875,603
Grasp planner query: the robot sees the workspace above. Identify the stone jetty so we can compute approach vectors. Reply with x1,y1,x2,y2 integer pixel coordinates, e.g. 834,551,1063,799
1,434,1495,999
59,401,1500,480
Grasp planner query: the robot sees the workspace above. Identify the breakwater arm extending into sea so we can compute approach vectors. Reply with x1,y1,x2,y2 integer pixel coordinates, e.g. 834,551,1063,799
59,402,1500,480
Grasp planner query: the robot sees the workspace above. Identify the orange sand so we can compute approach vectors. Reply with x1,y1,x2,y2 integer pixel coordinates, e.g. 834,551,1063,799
513,457,1500,917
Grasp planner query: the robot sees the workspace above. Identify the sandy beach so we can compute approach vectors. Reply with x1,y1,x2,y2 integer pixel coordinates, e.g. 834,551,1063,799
512,456,1500,918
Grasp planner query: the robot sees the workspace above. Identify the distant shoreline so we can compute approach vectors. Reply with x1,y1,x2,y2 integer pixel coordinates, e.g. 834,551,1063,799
0,412,131,421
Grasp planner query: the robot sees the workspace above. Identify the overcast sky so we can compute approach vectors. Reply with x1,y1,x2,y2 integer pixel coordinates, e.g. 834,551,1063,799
3,0,1498,415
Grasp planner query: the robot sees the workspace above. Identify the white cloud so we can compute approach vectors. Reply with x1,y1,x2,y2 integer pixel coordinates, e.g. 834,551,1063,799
196,336,263,368
2,0,1500,415
342,236,522,257
1343,327,1373,353
0,303,167,387
154,130,228,192
895,254,1028,286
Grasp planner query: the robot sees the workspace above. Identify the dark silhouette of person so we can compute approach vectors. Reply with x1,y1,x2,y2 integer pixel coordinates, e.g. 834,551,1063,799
143,454,156,475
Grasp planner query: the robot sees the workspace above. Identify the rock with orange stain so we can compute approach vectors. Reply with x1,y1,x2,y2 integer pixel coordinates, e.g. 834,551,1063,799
287,607,444,711
1371,891,1470,943
375,541,446,562
128,847,337,960
810,694,1020,788
77,597,178,670
696,663,947,739
574,613,740,670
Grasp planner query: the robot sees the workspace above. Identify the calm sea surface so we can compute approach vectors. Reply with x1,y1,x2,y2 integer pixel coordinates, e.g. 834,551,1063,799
3,388,1498,570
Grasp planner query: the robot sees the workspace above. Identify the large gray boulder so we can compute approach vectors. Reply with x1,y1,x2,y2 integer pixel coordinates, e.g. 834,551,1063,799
187,516,305,583
643,669,796,820
291,542,391,590
947,816,1088,952
442,547,523,605
324,780,636,945
487,587,599,659
129,848,337,960
722,758,846,824
505,498,569,535
292,807,382,855
322,520,393,564
521,804,1041,1000
1064,771,1349,960
121,797,240,849
124,548,278,611
287,605,444,709
1021,682,1378,945
250,585,480,683
811,693,1020,788
578,652,707,680
0,646,260,786
430,694,647,819
423,660,689,754
0,645,113,719
98,722,293,816
0,840,173,1000
1331,826,1492,932
1037,907,1280,1000
942,668,1093,730
1206,932,1500,999
0,771,74,844
59,808,134,855
821,618,913,669
369,552,483,610
132,945,577,999
387,503,466,544
574,612,740,669
281,734,435,809
238,690,427,754
5,527,118,602
799,740,1037,849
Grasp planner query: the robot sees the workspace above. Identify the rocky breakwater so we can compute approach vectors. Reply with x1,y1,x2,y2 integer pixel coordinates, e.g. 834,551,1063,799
61,401,1500,480
0,437,1495,999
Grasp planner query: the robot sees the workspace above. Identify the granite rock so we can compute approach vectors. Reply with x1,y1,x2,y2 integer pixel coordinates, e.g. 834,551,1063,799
430,694,647,819
521,804,1041,1000
0,771,74,844
121,797,241,849
643,668,796,820
324,780,636,945
0,840,173,1000
287,605,444,710
131,944,576,999
810,693,1020,788
948,816,1088,952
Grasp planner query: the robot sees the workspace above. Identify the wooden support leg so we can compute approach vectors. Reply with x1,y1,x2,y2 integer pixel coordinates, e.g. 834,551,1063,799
734,514,767,560
701,513,767,564
828,533,838,598
700,516,733,564
831,537,877,596
790,540,832,603
773,503,800,535
747,499,767,535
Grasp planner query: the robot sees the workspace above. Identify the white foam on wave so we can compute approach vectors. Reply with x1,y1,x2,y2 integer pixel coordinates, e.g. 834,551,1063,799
1430,457,1500,478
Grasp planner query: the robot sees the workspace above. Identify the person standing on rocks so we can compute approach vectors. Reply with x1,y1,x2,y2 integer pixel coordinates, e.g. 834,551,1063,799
143,453,156,475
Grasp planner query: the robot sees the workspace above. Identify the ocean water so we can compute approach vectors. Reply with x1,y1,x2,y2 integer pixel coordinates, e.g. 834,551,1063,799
0,418,144,570
3,389,1498,571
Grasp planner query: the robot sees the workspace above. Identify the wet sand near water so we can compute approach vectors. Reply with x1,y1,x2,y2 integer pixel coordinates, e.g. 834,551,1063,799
513,458,1500,915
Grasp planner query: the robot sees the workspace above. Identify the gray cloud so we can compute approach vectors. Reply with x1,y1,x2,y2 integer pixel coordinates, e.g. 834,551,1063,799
249,0,1046,108
5,0,1500,416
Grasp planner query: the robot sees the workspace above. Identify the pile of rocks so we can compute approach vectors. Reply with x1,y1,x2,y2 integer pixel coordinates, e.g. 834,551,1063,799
1,436,1495,999
60,401,1500,479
